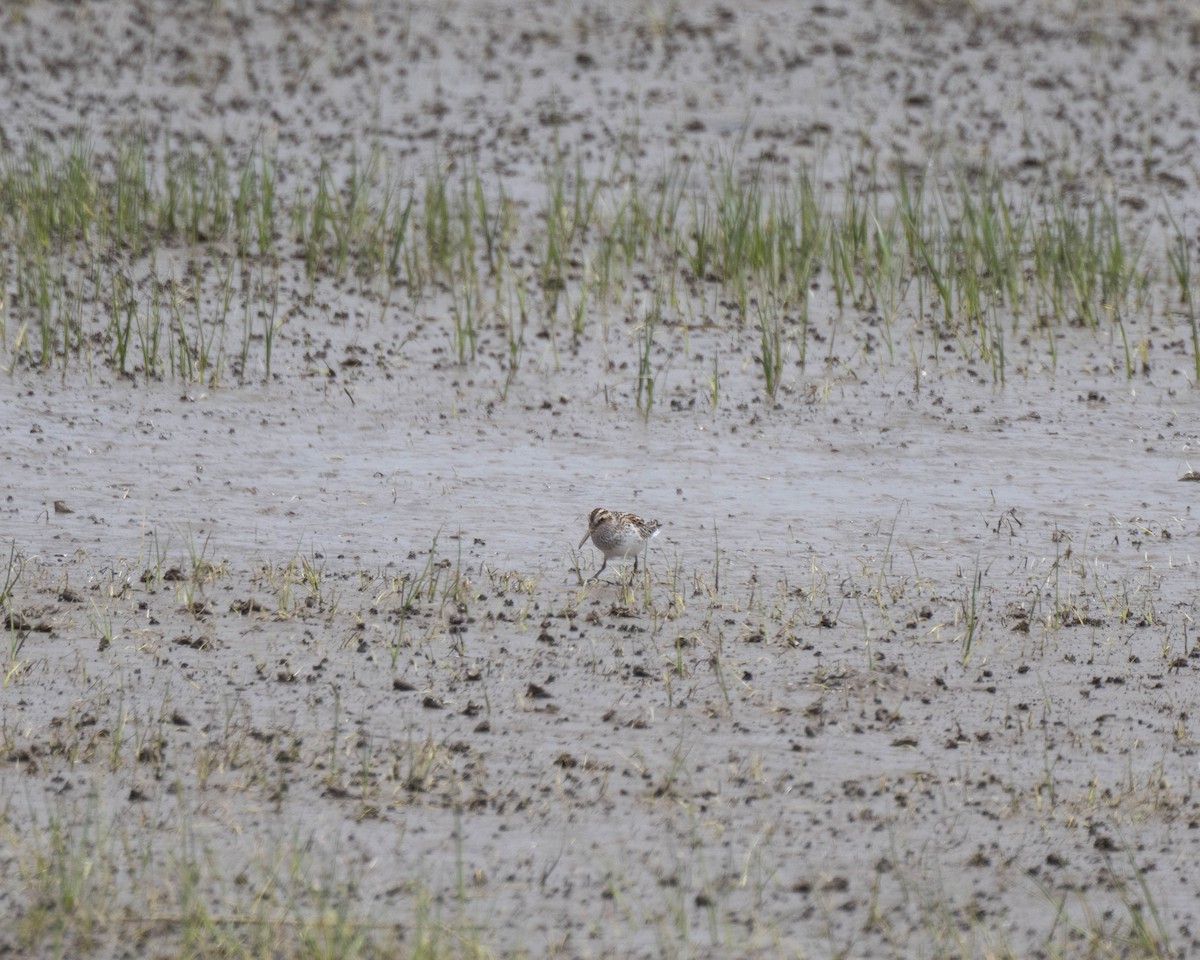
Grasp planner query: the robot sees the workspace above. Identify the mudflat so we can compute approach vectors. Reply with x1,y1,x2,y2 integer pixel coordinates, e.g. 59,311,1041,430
2,2,1200,957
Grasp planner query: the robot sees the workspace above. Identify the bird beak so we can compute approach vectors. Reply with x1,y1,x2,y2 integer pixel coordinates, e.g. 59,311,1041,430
578,530,591,549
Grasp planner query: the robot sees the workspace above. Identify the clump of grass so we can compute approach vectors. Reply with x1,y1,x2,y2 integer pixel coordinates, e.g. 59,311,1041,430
2,540,28,685
635,296,661,419
755,296,785,399
0,539,23,612
959,556,983,666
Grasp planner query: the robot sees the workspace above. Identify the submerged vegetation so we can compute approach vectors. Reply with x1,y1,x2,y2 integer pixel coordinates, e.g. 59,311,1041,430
0,130,1185,391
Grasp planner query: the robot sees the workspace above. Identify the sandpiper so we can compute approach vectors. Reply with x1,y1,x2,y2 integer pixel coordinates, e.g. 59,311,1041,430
578,507,662,581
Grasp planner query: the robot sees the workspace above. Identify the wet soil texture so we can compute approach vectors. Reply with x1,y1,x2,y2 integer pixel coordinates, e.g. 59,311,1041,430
3,2,1200,958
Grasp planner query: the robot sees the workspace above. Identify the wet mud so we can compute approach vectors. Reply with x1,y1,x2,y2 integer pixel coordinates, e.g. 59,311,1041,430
3,2,1200,957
